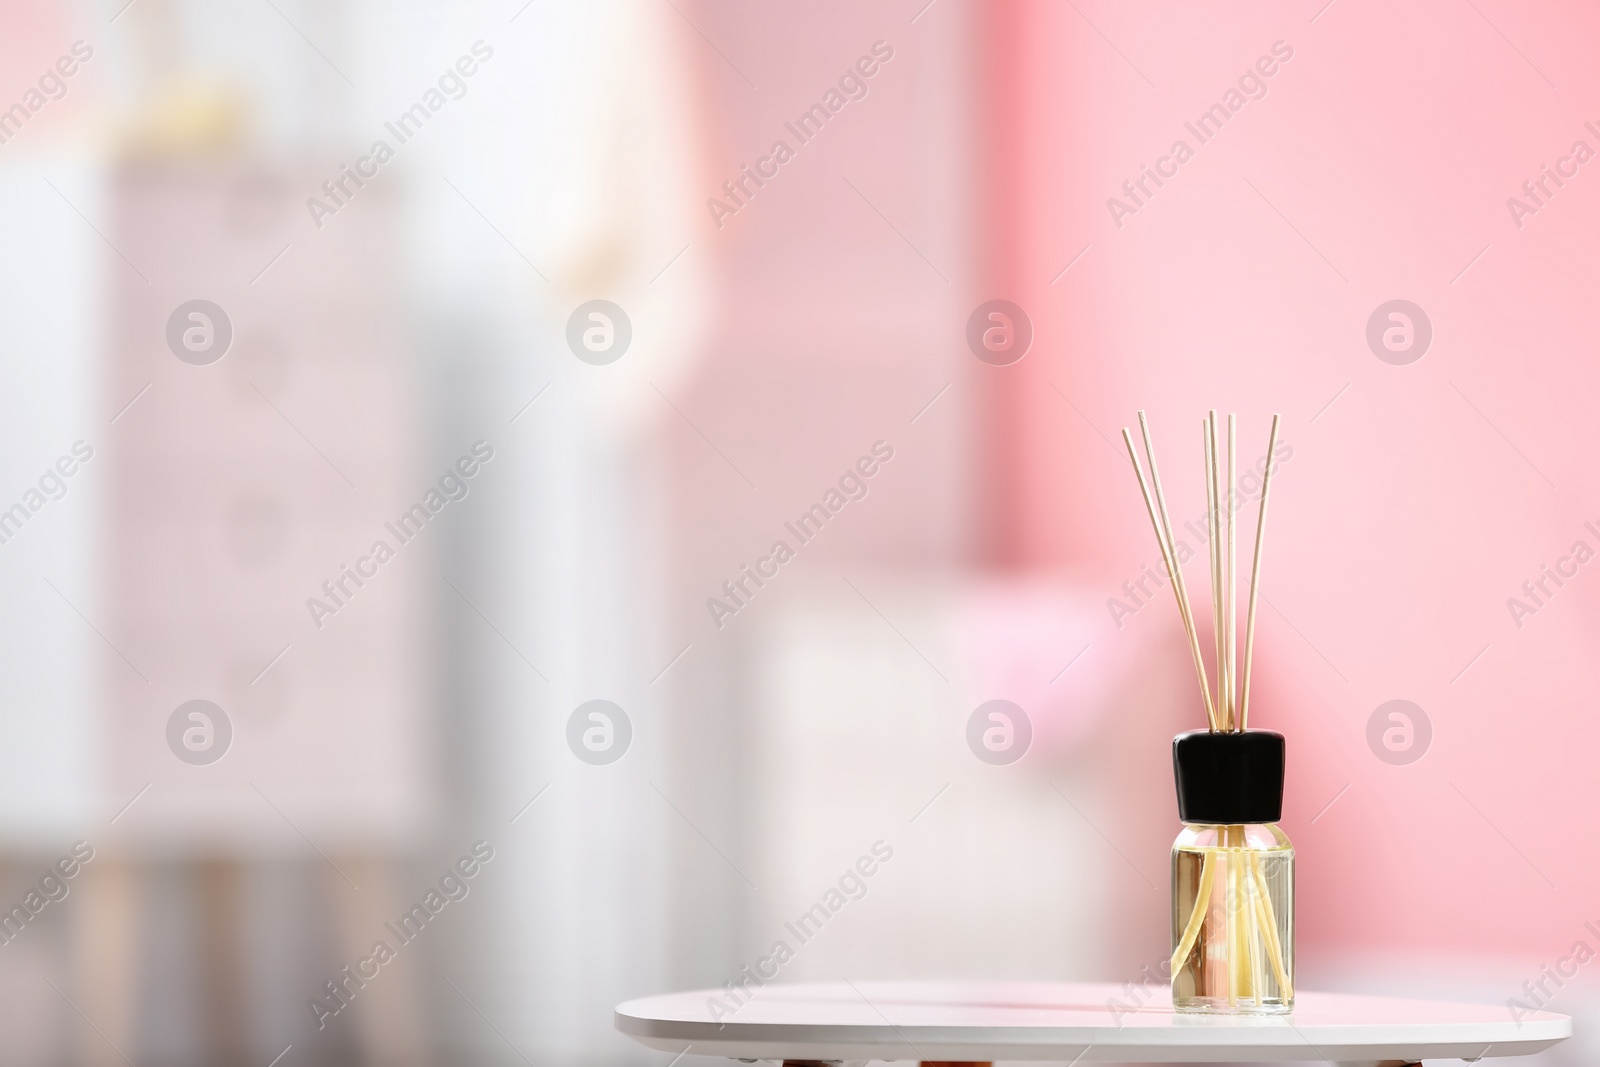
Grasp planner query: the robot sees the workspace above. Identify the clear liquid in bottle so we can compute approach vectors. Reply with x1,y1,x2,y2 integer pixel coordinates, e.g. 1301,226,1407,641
1171,822,1293,1014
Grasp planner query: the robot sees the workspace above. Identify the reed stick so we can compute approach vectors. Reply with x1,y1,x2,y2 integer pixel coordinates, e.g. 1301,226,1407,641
1241,832,1264,999
1226,834,1239,1006
1127,418,1219,732
1227,415,1237,732
1205,414,1227,730
1170,853,1215,975
1238,414,1280,732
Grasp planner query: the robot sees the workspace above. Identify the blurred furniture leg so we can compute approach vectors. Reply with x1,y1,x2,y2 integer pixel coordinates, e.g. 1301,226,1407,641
198,858,250,1067
73,858,143,1067
330,856,427,1066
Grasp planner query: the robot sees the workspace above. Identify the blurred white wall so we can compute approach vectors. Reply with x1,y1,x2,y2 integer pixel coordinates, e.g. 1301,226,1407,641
0,162,101,841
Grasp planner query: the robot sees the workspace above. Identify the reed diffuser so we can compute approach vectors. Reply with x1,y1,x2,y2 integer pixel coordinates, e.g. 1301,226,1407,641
1122,410,1293,1015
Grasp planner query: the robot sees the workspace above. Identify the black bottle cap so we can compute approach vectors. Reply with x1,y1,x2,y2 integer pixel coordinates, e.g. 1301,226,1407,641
1173,730,1285,824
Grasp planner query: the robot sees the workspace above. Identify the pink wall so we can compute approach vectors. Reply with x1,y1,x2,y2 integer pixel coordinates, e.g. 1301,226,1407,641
991,0,1600,957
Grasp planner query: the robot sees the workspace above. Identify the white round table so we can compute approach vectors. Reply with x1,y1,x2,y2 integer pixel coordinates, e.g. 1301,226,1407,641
615,980,1570,1066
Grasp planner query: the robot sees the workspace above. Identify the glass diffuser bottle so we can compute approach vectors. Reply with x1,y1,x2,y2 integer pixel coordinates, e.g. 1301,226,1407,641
1170,729,1293,1014
1121,410,1293,1013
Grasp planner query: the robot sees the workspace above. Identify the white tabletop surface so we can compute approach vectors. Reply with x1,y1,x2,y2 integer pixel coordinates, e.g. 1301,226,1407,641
615,980,1570,1064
